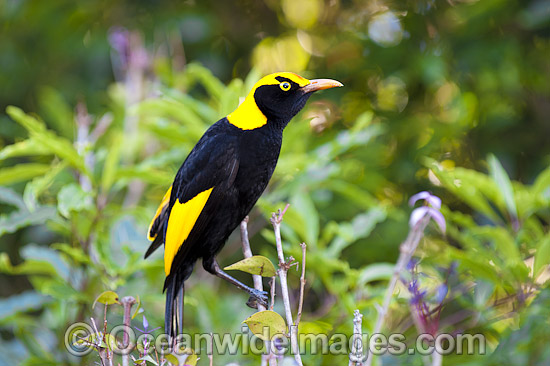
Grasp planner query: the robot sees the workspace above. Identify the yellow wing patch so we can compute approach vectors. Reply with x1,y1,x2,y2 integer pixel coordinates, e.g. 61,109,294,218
147,185,172,241
164,187,214,275
227,72,311,130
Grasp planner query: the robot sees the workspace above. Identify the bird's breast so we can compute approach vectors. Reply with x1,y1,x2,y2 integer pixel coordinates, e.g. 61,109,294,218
234,126,282,199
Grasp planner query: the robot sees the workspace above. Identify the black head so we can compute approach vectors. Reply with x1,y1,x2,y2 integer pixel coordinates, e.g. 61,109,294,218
227,72,343,130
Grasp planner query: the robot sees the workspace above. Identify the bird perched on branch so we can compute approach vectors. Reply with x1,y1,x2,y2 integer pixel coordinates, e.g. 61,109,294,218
145,72,342,338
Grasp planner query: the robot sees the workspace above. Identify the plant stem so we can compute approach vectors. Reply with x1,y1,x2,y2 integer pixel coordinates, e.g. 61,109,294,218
240,217,266,312
348,310,364,366
120,296,136,366
365,215,431,366
295,242,307,328
240,218,275,366
271,206,302,366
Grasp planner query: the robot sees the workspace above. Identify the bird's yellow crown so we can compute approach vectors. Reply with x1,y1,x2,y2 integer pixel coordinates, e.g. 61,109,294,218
227,72,311,130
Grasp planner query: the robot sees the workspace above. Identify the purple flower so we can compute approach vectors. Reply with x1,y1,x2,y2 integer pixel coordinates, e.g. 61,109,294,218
434,284,448,304
108,27,130,67
409,191,446,233
134,315,161,334
409,191,441,209
142,314,149,330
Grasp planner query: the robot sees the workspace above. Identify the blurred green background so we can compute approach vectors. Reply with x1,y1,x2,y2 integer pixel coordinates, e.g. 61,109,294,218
1,0,549,365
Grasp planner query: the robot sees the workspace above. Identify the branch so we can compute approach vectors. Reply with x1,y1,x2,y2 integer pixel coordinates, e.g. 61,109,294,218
240,217,266,312
271,205,302,366
365,215,431,366
240,218,275,366
348,310,364,366
120,296,137,366
269,276,276,311
295,242,307,328
91,317,113,366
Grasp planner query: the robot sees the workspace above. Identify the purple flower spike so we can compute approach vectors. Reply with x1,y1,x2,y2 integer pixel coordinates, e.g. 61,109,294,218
434,284,448,304
409,206,429,228
409,191,441,209
428,208,446,233
142,315,149,330
408,191,446,233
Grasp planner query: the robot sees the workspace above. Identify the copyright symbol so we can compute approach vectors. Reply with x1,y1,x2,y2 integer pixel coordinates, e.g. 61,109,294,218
64,322,94,356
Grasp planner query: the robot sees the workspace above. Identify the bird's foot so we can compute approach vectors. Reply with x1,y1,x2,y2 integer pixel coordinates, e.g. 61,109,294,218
246,289,269,309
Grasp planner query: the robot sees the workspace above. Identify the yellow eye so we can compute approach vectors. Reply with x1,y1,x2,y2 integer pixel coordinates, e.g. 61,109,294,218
279,82,291,91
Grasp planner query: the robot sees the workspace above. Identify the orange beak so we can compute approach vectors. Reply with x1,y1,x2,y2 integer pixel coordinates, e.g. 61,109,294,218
301,78,344,93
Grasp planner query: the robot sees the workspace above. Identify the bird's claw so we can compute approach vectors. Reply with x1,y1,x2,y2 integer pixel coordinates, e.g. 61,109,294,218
246,289,269,309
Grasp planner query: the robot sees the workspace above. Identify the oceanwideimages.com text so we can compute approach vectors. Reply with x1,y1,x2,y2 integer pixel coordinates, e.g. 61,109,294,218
65,322,486,359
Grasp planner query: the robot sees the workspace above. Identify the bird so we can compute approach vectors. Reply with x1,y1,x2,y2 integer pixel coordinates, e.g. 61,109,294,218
145,72,342,338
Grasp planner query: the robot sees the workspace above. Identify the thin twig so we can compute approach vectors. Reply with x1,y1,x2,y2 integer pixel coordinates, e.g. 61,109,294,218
348,310,364,366
271,206,302,366
120,296,137,366
431,349,442,366
240,218,273,366
269,277,276,311
240,217,265,312
209,333,214,366
295,242,307,328
365,215,431,366
103,304,109,348
91,317,113,366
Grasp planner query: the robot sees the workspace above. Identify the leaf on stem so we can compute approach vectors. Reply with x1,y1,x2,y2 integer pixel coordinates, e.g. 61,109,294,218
93,291,119,308
243,310,287,341
224,255,277,277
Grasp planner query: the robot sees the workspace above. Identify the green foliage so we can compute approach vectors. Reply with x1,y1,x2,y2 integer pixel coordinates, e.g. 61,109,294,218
0,1,549,365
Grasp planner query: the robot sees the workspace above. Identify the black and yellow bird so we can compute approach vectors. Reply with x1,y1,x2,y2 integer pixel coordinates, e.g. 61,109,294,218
145,72,342,337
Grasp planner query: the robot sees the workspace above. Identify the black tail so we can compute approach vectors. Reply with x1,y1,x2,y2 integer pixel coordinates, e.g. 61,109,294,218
145,233,164,259
164,275,184,341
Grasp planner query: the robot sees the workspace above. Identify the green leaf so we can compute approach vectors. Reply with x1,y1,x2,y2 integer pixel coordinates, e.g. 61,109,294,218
132,295,141,319
357,263,395,286
57,183,94,218
6,106,90,177
243,310,287,341
533,165,550,197
51,243,91,265
224,255,277,277
135,99,207,141
20,356,57,366
0,164,51,186
101,130,122,192
0,253,59,278
116,167,173,185
450,249,504,286
0,291,49,320
488,154,518,220
164,354,180,366
475,226,521,262
0,186,26,210
186,63,224,102
291,193,319,247
93,291,120,308
534,235,550,279
137,355,158,365
324,180,378,209
37,278,83,301
297,320,333,335
327,208,386,256
0,205,57,236
38,86,74,139
428,160,502,223
23,161,68,209
0,139,51,161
